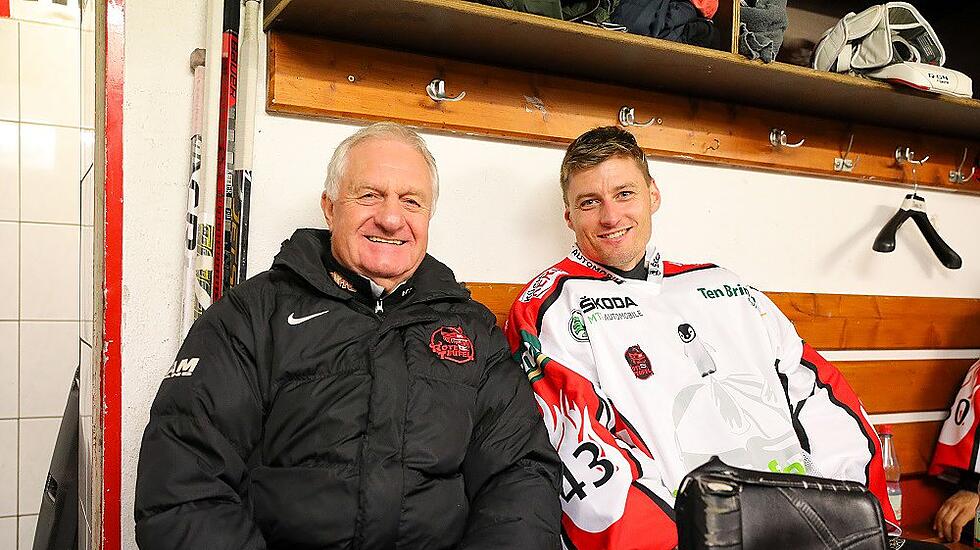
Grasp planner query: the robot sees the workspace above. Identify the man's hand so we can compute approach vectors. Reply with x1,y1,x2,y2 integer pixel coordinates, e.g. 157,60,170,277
934,489,979,542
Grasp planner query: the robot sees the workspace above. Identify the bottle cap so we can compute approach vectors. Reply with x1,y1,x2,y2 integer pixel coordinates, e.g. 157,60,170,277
877,424,893,435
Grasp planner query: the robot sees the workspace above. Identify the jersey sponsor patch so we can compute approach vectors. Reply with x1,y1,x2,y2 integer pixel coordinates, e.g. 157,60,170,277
568,310,589,342
164,357,200,379
648,251,662,277
519,267,567,302
696,283,751,300
624,345,653,379
429,326,475,364
570,247,624,283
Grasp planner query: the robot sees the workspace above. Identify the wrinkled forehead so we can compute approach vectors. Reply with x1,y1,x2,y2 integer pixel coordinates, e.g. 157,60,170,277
342,138,434,196
565,156,651,197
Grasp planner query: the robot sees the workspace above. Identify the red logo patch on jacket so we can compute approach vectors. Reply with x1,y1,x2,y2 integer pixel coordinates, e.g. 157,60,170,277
430,326,475,364
625,344,653,379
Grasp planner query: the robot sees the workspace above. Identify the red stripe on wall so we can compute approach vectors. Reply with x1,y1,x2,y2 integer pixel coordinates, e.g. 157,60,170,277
0,0,10,18
102,0,124,548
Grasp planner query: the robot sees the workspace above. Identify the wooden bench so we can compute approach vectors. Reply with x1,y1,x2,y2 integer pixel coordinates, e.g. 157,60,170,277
465,282,980,543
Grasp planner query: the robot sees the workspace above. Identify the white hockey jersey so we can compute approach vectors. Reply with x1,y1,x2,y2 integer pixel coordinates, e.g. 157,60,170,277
506,245,896,549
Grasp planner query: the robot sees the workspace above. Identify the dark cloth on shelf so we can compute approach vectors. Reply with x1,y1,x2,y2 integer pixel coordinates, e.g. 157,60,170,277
612,0,718,48
738,0,788,63
468,0,621,24
468,0,563,19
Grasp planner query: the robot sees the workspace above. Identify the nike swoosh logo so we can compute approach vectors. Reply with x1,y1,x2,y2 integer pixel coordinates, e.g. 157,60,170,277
287,310,331,325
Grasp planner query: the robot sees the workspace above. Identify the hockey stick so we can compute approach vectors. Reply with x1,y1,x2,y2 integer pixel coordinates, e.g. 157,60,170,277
213,0,240,301
229,0,259,286
180,48,211,338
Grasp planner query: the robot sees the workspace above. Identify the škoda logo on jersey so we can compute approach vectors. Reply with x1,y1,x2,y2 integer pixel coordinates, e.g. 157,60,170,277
429,326,475,364
578,295,638,313
580,295,644,322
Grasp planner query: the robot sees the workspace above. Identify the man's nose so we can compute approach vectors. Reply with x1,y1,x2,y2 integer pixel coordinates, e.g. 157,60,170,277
374,197,406,232
598,200,622,227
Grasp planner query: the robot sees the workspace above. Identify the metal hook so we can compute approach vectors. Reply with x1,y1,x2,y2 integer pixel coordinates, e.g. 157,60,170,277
949,148,976,184
769,129,805,148
834,133,858,172
426,79,465,102
618,106,661,128
895,146,929,166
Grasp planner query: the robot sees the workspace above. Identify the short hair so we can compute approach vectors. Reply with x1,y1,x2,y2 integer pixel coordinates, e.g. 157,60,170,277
560,126,652,204
324,122,440,212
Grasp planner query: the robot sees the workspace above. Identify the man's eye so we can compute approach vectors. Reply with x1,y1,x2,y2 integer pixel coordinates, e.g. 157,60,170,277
403,198,421,208
618,191,635,199
580,199,599,209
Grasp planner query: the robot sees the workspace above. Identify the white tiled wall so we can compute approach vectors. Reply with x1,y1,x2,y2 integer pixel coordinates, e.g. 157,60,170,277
0,223,17,318
0,20,17,123
0,323,18,419
20,223,80,320
17,515,37,550
0,421,18,517
0,122,17,220
18,16,81,127
1,1,85,548
20,125,81,224
0,517,16,549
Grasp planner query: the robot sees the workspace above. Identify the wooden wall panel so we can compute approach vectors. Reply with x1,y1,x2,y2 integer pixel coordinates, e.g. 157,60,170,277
466,282,980,350
886,421,942,476
840,359,976,414
466,283,521,328
268,32,980,194
769,293,980,350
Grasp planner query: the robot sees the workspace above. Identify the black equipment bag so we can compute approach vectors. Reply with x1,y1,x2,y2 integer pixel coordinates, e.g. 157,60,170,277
676,456,889,549
32,367,79,550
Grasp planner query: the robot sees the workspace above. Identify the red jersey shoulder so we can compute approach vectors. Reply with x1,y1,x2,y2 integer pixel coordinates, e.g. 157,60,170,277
662,260,718,277
515,258,603,305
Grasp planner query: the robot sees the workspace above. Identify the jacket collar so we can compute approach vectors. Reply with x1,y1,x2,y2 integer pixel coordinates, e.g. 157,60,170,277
271,228,470,305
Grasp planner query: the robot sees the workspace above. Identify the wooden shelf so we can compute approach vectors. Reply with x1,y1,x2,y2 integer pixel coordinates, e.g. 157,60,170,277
264,0,980,140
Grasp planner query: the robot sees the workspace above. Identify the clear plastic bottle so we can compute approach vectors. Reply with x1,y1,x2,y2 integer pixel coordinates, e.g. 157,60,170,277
879,425,902,525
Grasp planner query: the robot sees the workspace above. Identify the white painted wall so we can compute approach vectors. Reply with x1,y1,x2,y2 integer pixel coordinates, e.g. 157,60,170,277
119,0,980,547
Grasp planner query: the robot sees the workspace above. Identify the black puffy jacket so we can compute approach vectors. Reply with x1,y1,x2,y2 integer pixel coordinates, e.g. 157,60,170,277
134,229,561,549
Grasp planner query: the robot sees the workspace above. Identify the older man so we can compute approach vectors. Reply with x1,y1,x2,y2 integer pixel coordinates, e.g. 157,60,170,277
506,126,897,549
135,122,561,549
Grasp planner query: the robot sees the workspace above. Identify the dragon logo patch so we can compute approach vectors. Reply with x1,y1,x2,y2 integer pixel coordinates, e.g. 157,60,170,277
430,326,475,364
624,345,653,379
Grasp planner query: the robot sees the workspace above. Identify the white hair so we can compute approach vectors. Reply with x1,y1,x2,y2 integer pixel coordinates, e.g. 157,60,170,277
323,122,440,214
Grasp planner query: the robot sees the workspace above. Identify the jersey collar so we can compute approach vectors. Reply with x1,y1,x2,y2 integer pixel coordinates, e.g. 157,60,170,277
568,239,664,290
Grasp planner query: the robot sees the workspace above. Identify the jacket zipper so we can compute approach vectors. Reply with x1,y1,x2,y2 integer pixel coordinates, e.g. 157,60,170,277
375,299,384,315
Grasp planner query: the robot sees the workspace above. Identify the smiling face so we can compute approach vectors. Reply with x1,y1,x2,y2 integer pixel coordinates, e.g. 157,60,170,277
322,137,434,292
564,156,660,271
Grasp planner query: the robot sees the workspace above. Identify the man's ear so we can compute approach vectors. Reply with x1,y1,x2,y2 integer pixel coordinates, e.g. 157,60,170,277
321,192,334,228
649,179,662,215
564,207,574,231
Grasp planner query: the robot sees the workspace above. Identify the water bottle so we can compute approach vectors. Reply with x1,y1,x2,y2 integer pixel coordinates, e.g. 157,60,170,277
879,425,902,525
